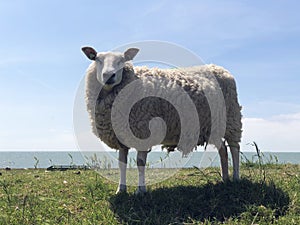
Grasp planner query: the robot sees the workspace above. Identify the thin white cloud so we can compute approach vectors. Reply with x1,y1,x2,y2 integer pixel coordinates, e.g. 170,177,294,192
0,130,76,150
135,0,296,41
271,112,300,121
242,101,300,118
242,112,300,152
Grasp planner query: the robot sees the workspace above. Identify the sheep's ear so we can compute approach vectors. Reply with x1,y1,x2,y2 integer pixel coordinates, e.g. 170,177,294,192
82,47,97,60
124,48,139,61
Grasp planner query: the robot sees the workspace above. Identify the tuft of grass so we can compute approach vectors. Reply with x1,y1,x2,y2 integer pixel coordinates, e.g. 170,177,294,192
0,158,299,224
33,156,39,170
68,153,74,166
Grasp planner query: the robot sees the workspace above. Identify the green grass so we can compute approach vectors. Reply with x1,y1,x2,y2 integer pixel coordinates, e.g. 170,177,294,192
0,163,299,224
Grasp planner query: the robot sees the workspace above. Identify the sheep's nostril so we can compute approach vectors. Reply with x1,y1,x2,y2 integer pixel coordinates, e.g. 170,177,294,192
106,74,116,85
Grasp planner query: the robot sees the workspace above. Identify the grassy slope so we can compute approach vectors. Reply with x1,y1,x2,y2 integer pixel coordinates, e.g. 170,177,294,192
0,164,299,225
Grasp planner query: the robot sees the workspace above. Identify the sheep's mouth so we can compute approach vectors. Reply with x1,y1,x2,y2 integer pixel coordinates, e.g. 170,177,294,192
105,74,116,85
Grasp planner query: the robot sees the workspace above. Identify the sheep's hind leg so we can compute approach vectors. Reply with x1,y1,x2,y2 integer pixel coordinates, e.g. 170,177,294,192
218,141,229,181
116,149,128,194
136,150,148,194
228,142,240,181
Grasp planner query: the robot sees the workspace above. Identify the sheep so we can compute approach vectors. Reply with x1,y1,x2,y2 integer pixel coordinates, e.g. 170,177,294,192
81,46,242,194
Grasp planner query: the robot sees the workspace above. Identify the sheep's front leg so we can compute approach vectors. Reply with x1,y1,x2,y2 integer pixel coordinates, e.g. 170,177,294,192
116,149,128,194
136,151,148,194
229,142,240,181
218,141,229,181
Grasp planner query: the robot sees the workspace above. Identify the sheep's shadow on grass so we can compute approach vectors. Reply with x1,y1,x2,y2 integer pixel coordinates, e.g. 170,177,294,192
109,178,289,224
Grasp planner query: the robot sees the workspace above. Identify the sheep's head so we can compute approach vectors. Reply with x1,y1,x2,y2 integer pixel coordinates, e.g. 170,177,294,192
82,46,139,91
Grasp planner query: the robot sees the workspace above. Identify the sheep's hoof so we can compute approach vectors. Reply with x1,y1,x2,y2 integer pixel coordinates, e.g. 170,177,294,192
116,184,127,194
135,186,147,195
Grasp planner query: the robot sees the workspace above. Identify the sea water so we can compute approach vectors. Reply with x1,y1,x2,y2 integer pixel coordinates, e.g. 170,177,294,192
0,151,299,169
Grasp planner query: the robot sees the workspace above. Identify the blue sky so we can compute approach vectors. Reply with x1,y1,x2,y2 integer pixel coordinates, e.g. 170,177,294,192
0,0,299,152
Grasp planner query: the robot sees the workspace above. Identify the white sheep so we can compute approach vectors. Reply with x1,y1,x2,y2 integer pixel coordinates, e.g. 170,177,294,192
82,46,242,194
